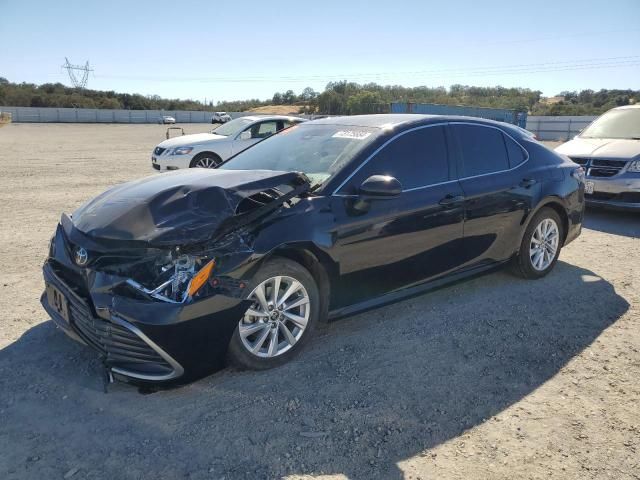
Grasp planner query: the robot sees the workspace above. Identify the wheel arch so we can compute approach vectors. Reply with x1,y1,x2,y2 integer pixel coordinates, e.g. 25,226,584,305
189,151,222,168
262,243,338,323
520,197,570,248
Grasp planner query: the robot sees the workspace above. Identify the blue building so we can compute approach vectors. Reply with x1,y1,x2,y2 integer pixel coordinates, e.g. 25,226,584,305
391,102,527,128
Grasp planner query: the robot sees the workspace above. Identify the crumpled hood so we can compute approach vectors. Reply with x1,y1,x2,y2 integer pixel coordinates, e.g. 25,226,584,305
158,132,227,148
71,169,309,246
555,137,640,160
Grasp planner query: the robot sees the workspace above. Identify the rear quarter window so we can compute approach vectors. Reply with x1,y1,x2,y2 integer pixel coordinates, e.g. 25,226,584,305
504,133,527,168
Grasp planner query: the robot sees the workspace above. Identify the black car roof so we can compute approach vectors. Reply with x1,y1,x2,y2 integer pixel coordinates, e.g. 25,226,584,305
306,114,518,131
307,114,429,128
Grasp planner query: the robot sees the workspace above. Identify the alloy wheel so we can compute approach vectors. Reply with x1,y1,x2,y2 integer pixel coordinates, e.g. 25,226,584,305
239,275,310,358
529,218,559,271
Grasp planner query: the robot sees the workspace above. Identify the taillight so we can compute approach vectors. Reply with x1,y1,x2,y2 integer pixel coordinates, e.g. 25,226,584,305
571,167,585,182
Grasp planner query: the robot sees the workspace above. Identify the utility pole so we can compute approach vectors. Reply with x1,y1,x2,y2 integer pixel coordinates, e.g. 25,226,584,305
62,58,93,89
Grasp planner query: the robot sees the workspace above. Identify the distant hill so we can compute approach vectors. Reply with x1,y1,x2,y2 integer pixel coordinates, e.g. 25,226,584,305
248,105,302,115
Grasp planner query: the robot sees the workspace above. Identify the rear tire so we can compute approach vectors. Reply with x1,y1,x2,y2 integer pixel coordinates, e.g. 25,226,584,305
512,207,564,279
189,152,222,169
227,258,320,370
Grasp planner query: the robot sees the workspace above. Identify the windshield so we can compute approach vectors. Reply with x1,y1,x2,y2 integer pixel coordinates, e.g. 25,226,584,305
212,117,253,136
219,124,380,186
581,108,640,140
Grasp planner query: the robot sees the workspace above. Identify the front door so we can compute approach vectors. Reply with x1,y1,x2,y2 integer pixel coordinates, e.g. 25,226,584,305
330,125,466,308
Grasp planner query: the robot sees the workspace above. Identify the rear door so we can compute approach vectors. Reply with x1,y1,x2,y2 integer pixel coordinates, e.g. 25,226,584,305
331,125,466,307
451,122,537,264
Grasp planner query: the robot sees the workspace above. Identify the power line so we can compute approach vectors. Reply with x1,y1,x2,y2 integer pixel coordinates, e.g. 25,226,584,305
91,56,640,84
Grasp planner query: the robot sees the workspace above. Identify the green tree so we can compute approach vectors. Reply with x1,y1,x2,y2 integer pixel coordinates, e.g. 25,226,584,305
282,90,297,104
300,87,317,102
346,91,384,114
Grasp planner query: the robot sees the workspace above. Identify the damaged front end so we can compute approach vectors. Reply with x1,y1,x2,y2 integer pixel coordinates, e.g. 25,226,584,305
41,169,311,385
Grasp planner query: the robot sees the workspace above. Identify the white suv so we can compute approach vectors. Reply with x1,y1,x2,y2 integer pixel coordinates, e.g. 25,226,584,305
211,112,232,124
151,116,306,171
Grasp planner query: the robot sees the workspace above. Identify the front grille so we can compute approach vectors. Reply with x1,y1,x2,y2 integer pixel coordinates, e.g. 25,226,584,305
570,157,627,177
154,146,166,156
152,163,160,170
70,298,174,376
590,159,627,177
50,261,90,299
47,262,176,379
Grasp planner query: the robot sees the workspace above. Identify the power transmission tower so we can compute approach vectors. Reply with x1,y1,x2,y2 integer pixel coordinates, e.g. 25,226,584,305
62,57,93,89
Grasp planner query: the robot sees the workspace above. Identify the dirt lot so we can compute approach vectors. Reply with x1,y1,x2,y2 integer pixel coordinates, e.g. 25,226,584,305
0,123,639,480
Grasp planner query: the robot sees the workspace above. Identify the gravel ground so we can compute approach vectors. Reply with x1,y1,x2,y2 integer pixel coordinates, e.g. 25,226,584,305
0,123,639,480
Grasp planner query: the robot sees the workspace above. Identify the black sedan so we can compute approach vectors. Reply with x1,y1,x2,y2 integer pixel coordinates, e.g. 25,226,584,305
41,114,585,385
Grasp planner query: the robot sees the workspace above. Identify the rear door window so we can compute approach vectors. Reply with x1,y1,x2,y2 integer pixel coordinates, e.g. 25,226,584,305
453,124,510,177
346,126,449,191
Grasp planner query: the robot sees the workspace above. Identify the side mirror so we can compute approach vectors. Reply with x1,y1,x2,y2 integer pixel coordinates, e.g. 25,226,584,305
358,175,402,199
239,130,252,141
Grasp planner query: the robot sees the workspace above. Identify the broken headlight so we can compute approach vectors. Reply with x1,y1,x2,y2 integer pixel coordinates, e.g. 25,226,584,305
126,253,215,303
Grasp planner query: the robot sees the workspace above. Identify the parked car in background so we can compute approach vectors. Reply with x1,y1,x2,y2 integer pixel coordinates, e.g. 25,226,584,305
159,115,176,124
151,115,306,170
42,114,584,385
555,104,640,211
211,112,232,124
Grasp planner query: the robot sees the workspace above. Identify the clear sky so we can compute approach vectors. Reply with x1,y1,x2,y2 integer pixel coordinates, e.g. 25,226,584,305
1,0,639,103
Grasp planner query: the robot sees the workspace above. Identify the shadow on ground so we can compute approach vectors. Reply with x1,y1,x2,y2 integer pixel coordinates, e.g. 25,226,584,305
583,208,640,238
0,262,629,479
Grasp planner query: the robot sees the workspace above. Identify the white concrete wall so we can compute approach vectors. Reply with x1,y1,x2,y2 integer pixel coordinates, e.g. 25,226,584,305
0,107,318,123
1,107,600,139
526,115,597,141
0,106,231,123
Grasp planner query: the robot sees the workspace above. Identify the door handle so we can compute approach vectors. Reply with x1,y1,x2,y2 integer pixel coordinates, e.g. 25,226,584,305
439,194,464,206
519,178,537,188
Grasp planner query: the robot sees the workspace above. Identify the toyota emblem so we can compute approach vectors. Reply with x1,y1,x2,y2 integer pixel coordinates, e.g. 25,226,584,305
75,247,89,266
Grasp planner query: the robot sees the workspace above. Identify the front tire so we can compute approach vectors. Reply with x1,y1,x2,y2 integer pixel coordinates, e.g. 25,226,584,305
189,152,222,169
512,207,564,279
227,258,320,370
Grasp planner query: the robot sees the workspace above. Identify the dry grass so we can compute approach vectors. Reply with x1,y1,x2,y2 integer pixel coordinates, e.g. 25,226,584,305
0,112,11,127
248,105,302,115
